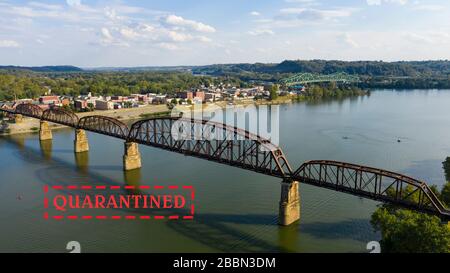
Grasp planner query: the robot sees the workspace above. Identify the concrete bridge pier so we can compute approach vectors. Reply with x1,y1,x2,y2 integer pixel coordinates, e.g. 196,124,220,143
123,142,141,171
39,121,53,141
278,180,300,226
74,129,89,153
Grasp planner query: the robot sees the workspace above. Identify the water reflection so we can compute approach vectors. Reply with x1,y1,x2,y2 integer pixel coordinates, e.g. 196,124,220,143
74,152,89,174
39,140,52,161
278,223,300,252
124,169,142,195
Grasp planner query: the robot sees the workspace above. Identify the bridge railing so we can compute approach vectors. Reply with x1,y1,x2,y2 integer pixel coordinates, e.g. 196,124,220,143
127,117,293,177
2,106,449,219
78,115,129,139
292,160,450,217
280,72,360,86
15,103,43,119
42,107,79,127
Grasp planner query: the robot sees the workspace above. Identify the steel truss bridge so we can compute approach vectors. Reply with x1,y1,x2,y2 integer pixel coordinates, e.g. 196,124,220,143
1,103,449,220
280,72,360,86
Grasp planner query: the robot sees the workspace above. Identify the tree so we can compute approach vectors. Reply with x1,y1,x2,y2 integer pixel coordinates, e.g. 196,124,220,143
269,85,279,100
443,157,450,181
370,176,450,253
371,208,450,253
442,182,450,208
441,158,450,207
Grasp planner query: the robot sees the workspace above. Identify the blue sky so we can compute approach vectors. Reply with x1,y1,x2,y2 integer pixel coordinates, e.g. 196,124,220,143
0,0,449,67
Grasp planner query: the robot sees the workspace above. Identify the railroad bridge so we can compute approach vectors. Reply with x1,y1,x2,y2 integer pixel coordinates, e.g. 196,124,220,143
1,103,449,225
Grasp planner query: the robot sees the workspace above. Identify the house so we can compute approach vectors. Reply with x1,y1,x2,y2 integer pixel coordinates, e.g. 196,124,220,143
193,91,205,102
95,100,113,110
60,97,71,106
74,100,88,110
205,92,217,102
177,91,193,100
39,96,60,105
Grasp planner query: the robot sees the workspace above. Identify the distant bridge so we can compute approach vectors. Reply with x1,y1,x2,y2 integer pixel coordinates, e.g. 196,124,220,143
1,103,449,224
280,72,360,86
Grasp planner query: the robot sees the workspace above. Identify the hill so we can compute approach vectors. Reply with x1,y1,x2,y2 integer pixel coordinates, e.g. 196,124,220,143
0,65,83,72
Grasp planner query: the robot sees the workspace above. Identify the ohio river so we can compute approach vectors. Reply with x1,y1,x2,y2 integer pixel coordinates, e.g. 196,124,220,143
1,89,449,253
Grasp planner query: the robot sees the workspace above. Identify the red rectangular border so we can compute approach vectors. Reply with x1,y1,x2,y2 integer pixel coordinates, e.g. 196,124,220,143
43,184,195,220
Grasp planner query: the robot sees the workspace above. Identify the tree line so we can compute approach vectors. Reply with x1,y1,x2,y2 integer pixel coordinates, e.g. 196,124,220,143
0,71,247,101
371,158,450,253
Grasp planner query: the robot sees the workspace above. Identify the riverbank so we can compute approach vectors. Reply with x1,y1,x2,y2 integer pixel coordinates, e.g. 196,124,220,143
0,98,295,136
0,104,170,136
0,90,367,136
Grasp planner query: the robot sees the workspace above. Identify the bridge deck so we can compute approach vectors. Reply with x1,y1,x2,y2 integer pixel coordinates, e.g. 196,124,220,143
1,106,449,220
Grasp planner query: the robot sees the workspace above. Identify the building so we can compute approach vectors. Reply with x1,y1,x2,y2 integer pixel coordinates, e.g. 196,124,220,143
39,96,60,105
177,91,193,100
193,91,205,102
153,95,168,104
60,97,71,106
74,100,88,110
110,96,123,103
95,100,113,110
205,92,220,102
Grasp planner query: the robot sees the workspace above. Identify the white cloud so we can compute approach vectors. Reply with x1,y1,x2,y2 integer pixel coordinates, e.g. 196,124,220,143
158,42,178,50
29,2,63,11
66,0,81,7
167,31,193,42
285,0,315,2
164,15,216,33
412,4,444,11
337,33,359,48
276,7,355,25
248,29,275,36
279,8,353,19
101,27,113,40
198,36,212,43
119,27,140,39
250,11,260,16
366,0,408,6
0,40,20,48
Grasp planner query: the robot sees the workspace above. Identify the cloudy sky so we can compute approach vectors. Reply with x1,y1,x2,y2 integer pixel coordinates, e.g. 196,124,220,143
0,0,449,67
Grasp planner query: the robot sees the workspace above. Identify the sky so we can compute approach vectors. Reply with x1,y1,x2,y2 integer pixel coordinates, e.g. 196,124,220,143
0,0,449,67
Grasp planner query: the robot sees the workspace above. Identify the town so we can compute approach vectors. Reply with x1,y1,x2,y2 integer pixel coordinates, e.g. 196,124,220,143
0,83,303,112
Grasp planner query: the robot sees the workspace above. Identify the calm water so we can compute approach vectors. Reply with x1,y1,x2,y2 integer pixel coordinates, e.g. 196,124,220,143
1,89,450,253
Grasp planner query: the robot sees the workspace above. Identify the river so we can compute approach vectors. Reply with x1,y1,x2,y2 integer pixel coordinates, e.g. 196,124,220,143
1,89,449,253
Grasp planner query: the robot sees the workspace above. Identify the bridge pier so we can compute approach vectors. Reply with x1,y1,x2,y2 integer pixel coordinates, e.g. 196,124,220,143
74,129,89,153
39,121,52,141
14,114,23,124
278,180,300,226
123,142,141,171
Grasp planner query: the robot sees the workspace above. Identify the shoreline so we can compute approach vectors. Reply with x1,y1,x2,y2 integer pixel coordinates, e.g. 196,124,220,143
0,99,294,136
0,93,363,136
0,104,170,136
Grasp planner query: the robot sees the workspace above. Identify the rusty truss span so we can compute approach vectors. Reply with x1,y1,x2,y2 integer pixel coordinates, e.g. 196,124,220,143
1,103,449,220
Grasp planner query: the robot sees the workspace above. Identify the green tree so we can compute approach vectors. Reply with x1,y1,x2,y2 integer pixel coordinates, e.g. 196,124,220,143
443,157,450,181
269,85,279,100
441,158,450,207
442,183,450,208
371,208,450,253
